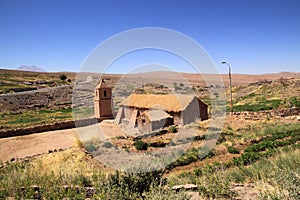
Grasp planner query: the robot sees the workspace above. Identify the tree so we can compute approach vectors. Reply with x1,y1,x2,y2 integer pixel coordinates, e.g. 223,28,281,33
60,74,67,82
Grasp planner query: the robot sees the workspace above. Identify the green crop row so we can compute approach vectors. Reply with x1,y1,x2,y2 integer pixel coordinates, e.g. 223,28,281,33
233,129,300,166
231,96,299,112
168,146,215,169
245,131,300,153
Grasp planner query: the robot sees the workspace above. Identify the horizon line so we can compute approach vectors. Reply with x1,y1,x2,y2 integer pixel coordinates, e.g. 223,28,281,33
0,67,299,76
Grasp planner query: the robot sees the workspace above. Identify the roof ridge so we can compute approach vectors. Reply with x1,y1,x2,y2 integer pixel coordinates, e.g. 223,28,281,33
119,93,196,112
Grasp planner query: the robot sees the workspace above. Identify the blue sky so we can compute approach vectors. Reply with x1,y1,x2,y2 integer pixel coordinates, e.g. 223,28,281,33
0,0,299,74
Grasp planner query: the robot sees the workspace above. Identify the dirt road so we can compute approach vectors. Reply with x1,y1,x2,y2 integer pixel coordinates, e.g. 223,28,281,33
0,128,77,162
0,121,126,162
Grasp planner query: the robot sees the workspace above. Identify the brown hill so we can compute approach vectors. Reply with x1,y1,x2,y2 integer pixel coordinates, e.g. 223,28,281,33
0,69,299,93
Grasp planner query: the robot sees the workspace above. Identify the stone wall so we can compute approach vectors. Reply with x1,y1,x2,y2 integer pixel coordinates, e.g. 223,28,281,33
232,107,300,120
0,85,73,112
0,118,98,138
0,83,96,112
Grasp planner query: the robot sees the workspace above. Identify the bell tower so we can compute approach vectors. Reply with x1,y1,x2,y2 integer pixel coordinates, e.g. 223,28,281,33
94,78,113,121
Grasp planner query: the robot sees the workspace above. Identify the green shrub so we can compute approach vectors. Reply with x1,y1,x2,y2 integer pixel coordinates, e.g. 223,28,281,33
168,125,177,133
104,170,163,199
231,103,273,112
227,146,240,154
194,135,205,141
285,96,300,107
84,144,97,152
148,141,168,148
59,74,67,81
134,140,148,150
168,147,215,169
233,152,261,166
103,142,112,148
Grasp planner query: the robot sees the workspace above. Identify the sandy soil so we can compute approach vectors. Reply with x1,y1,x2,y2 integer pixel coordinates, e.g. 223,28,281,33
0,121,128,162
0,128,77,162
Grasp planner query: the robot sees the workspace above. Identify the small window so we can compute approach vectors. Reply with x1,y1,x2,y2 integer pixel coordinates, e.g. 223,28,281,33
142,119,146,124
104,90,107,97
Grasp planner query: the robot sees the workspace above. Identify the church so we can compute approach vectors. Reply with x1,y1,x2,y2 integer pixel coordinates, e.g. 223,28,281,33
94,79,208,133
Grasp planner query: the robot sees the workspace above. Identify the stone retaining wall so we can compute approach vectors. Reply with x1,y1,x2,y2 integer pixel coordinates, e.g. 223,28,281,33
0,118,98,138
232,107,300,120
0,83,96,112
0,85,73,112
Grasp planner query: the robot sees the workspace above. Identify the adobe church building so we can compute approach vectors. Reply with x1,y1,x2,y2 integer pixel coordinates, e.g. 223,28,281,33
94,80,208,132
115,94,208,133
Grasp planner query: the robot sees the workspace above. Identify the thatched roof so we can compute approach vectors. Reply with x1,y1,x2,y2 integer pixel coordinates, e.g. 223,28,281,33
143,109,172,121
119,94,196,112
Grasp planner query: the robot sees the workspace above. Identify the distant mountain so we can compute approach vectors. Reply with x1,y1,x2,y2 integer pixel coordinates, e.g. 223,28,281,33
17,65,46,72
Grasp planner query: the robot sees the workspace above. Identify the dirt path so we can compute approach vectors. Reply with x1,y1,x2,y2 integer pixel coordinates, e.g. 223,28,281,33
0,128,77,162
0,121,126,162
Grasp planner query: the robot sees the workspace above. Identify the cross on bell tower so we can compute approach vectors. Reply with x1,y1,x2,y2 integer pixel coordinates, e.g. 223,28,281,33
94,78,113,121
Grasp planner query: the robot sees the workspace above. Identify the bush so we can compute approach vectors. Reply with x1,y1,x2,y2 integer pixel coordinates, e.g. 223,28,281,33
105,170,163,199
289,96,300,107
227,146,240,154
148,141,168,148
168,147,215,169
233,152,261,166
85,144,97,152
103,142,112,148
134,140,148,150
59,74,67,81
168,125,177,133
